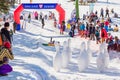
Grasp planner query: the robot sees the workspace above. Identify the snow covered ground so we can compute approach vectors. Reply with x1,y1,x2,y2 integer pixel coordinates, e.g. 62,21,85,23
1,0,120,80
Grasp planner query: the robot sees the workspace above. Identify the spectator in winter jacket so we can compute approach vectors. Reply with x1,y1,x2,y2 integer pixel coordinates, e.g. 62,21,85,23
84,22,89,38
69,24,75,37
60,21,65,35
1,22,11,44
104,25,109,32
106,33,113,43
89,24,95,40
107,38,114,52
100,8,104,18
28,13,31,23
108,17,112,23
104,20,109,26
108,25,113,32
101,27,108,43
79,22,85,37
95,27,100,44
114,36,120,52
111,8,114,14
105,8,109,18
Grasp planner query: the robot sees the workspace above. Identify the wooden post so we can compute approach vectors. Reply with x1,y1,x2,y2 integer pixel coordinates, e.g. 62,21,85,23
75,0,79,19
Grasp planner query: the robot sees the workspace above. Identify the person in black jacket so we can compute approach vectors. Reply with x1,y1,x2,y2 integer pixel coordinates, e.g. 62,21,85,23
89,23,95,40
1,22,11,44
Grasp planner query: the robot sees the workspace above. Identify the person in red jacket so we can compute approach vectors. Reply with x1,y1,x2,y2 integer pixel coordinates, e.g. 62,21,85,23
104,20,109,26
101,27,108,43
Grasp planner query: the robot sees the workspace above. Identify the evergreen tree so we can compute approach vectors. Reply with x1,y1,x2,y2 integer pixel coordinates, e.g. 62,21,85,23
11,0,16,8
0,0,10,14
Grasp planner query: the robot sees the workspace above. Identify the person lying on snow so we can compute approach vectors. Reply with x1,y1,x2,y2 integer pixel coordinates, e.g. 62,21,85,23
113,25,119,32
0,41,14,76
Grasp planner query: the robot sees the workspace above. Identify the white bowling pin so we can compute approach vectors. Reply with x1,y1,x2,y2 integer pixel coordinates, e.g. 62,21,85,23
78,42,89,72
67,39,72,62
53,42,62,72
54,41,60,52
97,43,106,73
103,43,110,69
86,40,92,64
62,41,69,68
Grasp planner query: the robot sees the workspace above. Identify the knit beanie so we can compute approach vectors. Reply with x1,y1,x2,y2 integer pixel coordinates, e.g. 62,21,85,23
4,41,11,49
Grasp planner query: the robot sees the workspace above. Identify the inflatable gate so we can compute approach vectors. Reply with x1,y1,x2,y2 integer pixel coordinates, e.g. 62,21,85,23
14,3,65,30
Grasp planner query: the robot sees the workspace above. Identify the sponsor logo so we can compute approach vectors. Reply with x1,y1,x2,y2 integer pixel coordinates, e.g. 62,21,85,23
39,4,43,8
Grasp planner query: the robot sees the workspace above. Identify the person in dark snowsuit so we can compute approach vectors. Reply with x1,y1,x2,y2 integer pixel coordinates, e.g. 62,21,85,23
1,22,11,44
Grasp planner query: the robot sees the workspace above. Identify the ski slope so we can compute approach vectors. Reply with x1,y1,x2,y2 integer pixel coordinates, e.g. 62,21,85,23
1,0,120,80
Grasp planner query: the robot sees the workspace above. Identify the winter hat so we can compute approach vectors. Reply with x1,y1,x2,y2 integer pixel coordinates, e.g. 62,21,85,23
4,41,11,49
4,22,10,27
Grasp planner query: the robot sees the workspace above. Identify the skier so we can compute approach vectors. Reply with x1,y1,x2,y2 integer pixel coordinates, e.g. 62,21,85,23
41,17,45,28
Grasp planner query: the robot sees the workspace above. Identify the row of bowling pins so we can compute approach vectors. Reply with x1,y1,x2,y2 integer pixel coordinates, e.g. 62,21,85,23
53,39,72,72
53,39,110,73
78,41,110,73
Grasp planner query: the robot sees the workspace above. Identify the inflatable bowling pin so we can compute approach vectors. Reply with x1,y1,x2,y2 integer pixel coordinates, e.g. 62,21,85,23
53,42,62,72
54,41,60,52
97,43,106,73
103,43,110,69
78,42,89,72
67,39,72,62
62,41,69,68
86,40,92,64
